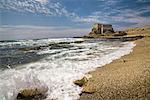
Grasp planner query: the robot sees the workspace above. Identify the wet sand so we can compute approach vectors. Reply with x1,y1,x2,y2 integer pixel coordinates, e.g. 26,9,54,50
79,36,150,100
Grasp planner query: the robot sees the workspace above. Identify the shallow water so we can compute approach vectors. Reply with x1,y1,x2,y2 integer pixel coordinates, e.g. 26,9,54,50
0,38,135,100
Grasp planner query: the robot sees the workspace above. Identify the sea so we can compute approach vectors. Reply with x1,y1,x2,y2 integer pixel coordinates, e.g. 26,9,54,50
0,38,135,100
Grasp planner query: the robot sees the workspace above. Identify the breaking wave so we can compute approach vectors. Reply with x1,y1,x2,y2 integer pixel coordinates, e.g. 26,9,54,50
0,38,136,100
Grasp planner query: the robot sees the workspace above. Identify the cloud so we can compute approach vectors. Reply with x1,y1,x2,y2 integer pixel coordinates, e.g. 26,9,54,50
73,0,122,24
0,0,149,30
0,0,76,17
35,0,48,4
74,15,103,23
137,0,150,3
73,2,150,29
97,0,121,6
0,25,90,40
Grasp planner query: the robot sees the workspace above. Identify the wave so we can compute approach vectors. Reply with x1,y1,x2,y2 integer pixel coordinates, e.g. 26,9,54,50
0,38,136,100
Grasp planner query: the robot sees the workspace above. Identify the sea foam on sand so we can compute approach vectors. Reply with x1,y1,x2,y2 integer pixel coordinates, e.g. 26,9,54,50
0,39,135,100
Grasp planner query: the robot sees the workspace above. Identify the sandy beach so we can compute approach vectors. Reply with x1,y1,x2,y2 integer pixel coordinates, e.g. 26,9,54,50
80,28,150,100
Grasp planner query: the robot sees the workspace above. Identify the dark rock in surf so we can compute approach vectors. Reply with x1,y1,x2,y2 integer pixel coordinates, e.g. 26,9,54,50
74,77,88,87
73,41,84,44
74,74,92,87
17,86,48,100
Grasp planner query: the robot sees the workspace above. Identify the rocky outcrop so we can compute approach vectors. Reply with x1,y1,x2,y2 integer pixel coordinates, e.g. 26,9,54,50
17,86,48,100
87,23,130,38
74,75,96,95
83,23,147,40
82,85,96,94
74,74,92,87
106,35,144,42
113,31,127,36
125,26,150,37
74,77,88,87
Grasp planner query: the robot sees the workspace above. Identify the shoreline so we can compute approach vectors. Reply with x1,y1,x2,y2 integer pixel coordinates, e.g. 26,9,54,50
79,37,150,99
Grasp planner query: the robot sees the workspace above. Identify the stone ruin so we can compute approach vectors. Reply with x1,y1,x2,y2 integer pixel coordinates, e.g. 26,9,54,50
89,23,115,35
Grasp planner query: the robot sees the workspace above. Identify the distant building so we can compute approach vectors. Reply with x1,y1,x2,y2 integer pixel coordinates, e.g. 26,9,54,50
90,23,114,34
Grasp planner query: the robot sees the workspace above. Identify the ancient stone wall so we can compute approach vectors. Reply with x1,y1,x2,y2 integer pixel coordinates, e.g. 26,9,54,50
89,23,114,35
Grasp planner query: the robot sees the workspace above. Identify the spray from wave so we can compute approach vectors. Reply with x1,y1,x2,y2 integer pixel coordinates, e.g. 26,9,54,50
0,38,135,100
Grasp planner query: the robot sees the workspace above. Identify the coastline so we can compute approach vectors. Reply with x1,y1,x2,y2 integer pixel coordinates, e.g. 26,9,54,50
79,36,150,99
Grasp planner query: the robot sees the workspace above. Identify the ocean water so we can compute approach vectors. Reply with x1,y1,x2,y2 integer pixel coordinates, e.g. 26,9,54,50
0,38,135,100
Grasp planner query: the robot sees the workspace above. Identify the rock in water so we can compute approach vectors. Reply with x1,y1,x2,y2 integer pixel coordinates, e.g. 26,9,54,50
11,70,49,100
74,74,92,87
17,86,48,100
74,77,88,87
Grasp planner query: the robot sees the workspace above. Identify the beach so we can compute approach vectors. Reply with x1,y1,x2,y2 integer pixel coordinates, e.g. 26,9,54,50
0,38,135,100
1,0,150,99
0,27,149,100
80,31,150,99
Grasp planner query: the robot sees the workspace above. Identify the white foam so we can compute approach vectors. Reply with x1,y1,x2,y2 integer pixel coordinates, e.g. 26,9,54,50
0,69,48,100
0,39,136,100
0,38,84,49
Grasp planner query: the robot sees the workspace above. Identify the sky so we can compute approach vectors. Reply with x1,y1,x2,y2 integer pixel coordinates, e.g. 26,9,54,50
0,0,150,40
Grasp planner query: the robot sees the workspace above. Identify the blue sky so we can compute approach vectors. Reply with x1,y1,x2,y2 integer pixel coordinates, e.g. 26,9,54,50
0,0,150,40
